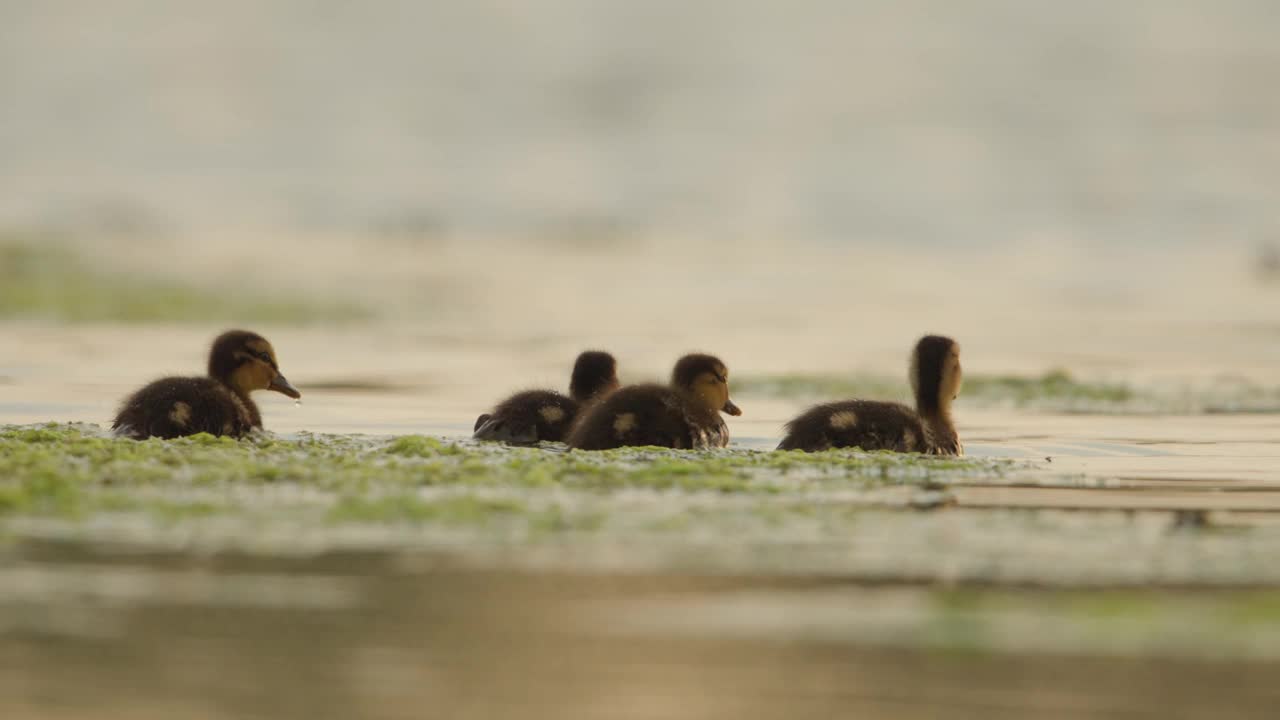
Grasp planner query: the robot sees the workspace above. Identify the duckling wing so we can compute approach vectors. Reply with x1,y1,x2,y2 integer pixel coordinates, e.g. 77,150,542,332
473,390,578,444
112,377,254,440
567,385,686,450
778,401,924,453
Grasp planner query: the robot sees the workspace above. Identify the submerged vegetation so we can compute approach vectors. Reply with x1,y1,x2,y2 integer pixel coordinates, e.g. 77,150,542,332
0,423,1001,523
736,369,1131,410
0,236,370,324
4,423,1280,588
737,369,1280,414
0,421,1012,555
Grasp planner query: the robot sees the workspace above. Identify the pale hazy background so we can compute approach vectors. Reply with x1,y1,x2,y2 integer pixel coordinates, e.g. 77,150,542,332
2,0,1279,436
3,1,1279,243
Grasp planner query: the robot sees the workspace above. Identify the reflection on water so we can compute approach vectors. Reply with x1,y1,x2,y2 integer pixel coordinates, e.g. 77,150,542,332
4,546,1280,720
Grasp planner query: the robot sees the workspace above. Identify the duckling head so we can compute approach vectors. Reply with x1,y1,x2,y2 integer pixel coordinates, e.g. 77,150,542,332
909,335,961,417
208,330,302,400
569,350,620,403
672,353,742,416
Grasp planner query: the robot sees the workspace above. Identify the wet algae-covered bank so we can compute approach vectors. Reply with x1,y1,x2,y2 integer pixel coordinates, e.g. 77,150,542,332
5,422,1280,583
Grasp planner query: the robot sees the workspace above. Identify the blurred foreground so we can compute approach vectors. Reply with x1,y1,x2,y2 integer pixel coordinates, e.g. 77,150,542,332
6,547,1280,720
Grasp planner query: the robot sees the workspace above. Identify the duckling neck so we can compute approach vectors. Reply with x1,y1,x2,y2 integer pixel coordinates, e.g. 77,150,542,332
675,387,715,417
920,406,959,454
571,377,617,404
569,383,597,404
219,377,264,428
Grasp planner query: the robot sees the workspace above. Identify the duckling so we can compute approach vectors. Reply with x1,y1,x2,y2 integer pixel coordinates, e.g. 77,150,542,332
777,335,962,455
112,330,301,440
473,351,619,444
566,353,742,450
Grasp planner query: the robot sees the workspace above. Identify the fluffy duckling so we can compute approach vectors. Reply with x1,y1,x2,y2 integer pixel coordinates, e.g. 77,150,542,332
112,330,301,440
473,351,619,444
777,335,962,454
567,353,742,450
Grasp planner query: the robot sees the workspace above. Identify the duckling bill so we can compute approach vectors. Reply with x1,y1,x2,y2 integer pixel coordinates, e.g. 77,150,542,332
473,351,619,444
567,353,741,450
777,335,962,454
112,330,300,440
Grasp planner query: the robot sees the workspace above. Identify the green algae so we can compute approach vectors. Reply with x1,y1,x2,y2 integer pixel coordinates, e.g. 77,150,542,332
867,588,1280,659
939,588,1280,628
736,369,1131,408
736,368,1280,414
7,423,1280,592
0,237,370,324
384,435,466,457
930,588,1171,622
0,424,1009,530
967,370,1132,404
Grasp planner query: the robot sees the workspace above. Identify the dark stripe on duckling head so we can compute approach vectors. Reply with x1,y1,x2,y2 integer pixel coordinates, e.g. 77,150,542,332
208,329,269,382
244,337,279,369
569,350,619,403
911,335,957,416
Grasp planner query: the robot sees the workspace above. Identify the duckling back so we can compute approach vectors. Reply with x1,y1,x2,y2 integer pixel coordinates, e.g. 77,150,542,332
112,377,259,440
566,384,728,451
473,390,579,444
777,400,927,453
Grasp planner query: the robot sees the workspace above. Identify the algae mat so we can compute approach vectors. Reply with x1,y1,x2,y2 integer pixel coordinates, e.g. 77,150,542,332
4,422,1280,586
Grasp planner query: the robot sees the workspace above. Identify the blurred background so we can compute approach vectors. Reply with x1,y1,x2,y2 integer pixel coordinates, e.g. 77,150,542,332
3,1,1279,433
4,0,1280,245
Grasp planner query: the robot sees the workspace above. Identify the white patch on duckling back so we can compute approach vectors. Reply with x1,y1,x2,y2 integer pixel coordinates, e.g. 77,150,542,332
169,402,192,427
539,405,566,424
613,413,637,436
829,410,858,430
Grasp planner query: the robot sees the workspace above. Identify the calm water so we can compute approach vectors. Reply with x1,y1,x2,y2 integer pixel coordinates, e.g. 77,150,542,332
5,285,1280,717
5,552,1280,720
